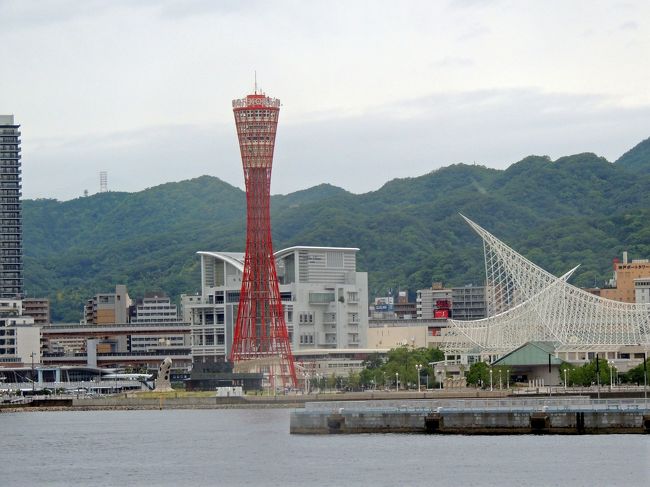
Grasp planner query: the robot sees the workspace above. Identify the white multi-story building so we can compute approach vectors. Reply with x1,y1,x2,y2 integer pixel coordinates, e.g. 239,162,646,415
182,246,368,362
634,278,650,304
131,293,180,323
129,293,186,353
0,299,39,365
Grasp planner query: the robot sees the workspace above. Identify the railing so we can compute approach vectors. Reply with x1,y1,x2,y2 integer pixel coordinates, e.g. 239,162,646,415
0,380,148,392
43,349,191,358
43,322,190,330
309,292,335,304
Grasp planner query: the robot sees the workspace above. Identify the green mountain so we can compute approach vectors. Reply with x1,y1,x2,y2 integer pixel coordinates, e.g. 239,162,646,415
23,141,650,322
616,137,650,174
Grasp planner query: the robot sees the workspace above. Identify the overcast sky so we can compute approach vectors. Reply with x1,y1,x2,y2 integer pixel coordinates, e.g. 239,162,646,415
2,0,649,201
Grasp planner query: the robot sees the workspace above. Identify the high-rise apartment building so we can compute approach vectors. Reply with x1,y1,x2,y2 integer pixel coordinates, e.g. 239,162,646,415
0,115,23,299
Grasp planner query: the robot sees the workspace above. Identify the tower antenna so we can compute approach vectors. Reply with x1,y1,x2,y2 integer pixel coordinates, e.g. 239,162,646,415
254,71,257,94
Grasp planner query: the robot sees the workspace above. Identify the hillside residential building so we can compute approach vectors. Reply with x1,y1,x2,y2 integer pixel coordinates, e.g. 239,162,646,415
182,246,369,363
22,298,50,326
0,115,23,299
451,285,487,320
600,252,650,303
129,293,185,353
393,291,417,319
83,284,131,324
130,293,179,323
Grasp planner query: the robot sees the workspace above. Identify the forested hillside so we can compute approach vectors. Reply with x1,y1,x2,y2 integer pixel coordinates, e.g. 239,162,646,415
24,139,650,321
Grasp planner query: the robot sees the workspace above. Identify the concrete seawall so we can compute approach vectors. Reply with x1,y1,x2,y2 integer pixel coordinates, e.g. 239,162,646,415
290,399,650,435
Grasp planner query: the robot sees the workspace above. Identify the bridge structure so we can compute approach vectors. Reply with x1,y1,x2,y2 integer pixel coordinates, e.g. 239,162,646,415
442,215,650,357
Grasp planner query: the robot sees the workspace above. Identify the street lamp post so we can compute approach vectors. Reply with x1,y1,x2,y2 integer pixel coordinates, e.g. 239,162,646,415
30,352,36,394
415,364,422,392
563,368,568,392
643,352,648,409
498,369,502,390
395,372,399,392
489,369,493,392
506,369,510,390
609,361,614,390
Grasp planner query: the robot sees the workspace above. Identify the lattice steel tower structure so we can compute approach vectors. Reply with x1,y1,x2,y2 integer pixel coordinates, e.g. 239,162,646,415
229,88,297,388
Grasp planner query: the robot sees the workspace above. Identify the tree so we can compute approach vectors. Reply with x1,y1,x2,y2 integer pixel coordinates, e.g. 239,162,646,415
621,358,649,385
358,346,444,390
566,357,611,386
466,362,489,387
347,370,361,391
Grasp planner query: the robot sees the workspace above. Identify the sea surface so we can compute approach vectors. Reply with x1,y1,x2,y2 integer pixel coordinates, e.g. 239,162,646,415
1,408,648,486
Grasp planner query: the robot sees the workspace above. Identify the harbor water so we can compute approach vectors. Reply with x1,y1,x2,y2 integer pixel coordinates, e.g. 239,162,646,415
1,409,648,486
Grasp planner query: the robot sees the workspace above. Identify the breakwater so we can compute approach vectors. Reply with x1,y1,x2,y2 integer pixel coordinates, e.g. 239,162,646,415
290,398,650,434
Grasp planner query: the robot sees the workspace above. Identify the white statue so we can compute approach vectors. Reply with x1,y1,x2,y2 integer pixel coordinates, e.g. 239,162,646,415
154,357,173,392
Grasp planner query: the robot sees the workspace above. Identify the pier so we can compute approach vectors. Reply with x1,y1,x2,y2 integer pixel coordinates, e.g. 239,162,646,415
290,398,650,434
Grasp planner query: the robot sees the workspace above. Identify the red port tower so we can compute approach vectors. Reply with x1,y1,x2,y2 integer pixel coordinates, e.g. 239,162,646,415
229,88,297,389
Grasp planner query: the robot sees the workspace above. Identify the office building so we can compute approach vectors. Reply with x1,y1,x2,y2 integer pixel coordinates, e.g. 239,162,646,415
417,283,453,319
182,246,368,363
600,252,650,303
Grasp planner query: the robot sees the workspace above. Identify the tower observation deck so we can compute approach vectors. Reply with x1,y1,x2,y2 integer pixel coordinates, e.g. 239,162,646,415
230,91,297,388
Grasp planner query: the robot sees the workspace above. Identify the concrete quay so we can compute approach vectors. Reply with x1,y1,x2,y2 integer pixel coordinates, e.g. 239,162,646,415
290,398,650,435
0,389,511,412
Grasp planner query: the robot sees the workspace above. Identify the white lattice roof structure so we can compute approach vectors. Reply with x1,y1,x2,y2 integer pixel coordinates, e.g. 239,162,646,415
442,215,650,355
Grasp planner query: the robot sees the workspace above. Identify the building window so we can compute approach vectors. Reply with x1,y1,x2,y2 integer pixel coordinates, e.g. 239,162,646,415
327,251,344,268
299,312,314,324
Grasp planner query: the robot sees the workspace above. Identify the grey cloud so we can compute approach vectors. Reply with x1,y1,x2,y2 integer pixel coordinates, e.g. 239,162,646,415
0,0,257,30
22,89,650,201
